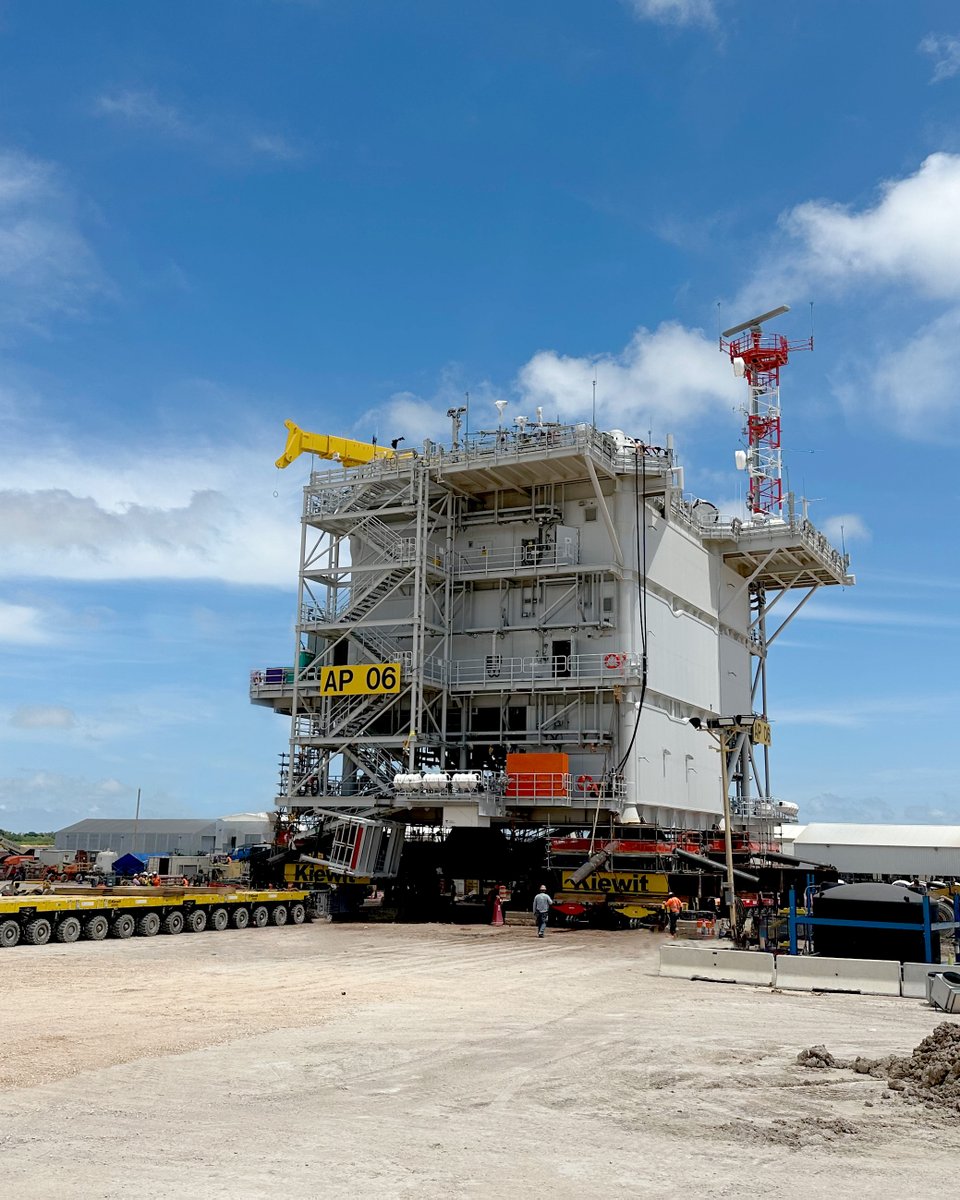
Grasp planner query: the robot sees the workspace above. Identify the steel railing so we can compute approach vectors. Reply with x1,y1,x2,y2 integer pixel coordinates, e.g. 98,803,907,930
251,650,630,694
453,544,578,575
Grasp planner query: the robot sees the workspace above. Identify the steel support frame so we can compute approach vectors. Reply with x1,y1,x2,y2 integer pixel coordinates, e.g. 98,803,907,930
283,460,453,809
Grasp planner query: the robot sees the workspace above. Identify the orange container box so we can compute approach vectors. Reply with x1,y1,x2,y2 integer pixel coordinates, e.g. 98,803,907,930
505,752,569,798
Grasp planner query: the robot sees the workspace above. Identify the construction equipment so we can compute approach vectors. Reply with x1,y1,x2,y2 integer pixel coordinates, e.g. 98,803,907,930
0,886,316,947
275,421,398,470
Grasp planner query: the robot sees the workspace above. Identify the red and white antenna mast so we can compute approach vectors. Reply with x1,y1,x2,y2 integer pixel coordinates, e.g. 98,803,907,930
720,305,813,518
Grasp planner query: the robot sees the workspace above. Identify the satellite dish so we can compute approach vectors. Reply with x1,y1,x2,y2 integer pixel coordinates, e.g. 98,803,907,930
494,400,508,418
734,450,747,471
721,305,790,340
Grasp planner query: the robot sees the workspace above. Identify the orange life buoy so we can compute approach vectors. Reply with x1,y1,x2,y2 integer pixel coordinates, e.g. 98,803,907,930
604,653,622,670
577,774,594,792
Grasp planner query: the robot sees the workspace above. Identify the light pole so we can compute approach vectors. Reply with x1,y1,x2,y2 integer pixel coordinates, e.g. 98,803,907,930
689,715,770,943
715,729,737,923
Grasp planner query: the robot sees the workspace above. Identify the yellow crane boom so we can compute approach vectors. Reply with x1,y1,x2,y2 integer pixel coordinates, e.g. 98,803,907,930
275,420,397,470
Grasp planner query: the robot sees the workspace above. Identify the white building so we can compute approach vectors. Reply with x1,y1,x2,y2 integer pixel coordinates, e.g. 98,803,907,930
783,823,960,880
55,813,272,858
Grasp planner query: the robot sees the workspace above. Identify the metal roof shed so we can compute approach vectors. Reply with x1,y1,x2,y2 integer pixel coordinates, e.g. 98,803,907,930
791,823,960,879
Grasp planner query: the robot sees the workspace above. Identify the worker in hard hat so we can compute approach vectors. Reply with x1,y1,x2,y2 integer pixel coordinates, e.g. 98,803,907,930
663,892,683,937
532,885,553,938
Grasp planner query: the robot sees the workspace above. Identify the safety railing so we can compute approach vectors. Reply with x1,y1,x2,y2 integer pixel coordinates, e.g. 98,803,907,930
448,651,630,687
252,650,629,695
688,504,851,579
454,543,579,575
731,797,800,823
304,422,675,488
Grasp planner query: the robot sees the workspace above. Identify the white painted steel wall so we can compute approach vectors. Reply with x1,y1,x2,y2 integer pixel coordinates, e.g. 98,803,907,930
348,452,759,828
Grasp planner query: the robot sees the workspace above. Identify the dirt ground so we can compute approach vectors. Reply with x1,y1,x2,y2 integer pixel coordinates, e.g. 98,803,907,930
1,922,958,1199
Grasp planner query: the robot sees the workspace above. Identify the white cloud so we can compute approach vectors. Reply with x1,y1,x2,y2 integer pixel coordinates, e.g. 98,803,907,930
360,391,454,447
759,153,960,304
9,705,76,730
819,513,870,544
919,33,960,82
797,603,960,631
95,88,304,165
624,0,717,28
0,149,104,330
247,133,302,162
517,322,740,433
95,89,186,135
777,691,957,729
0,769,194,827
0,430,303,585
0,601,50,644
865,306,960,435
730,154,960,439
360,326,740,456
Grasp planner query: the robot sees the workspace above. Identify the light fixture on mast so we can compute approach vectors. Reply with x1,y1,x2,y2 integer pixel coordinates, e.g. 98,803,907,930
721,305,812,518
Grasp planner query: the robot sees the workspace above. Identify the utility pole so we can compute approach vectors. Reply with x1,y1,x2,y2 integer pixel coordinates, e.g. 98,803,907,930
132,787,142,859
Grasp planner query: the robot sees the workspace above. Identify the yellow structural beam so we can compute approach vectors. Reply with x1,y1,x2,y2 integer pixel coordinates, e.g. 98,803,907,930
275,420,397,470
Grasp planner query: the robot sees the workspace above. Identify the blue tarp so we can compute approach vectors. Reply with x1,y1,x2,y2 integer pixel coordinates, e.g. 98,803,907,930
112,853,148,875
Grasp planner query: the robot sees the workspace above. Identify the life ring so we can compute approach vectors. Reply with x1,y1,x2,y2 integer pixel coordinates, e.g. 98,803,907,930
603,653,623,670
577,774,594,793
252,670,264,686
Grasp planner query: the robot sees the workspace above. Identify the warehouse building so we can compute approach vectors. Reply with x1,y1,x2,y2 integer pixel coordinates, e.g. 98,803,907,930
782,823,960,880
55,813,272,858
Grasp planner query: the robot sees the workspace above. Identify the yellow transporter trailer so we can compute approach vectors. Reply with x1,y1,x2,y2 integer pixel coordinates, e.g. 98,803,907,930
0,887,313,948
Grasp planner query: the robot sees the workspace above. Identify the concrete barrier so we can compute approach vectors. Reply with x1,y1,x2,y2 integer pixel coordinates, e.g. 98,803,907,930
930,971,960,1013
901,961,948,1000
774,955,901,996
659,944,774,986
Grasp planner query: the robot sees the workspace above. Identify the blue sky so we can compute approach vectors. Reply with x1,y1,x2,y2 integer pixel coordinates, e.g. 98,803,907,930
2,0,960,830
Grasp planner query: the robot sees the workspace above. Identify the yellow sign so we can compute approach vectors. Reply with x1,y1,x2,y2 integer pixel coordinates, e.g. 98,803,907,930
316,663,401,696
751,718,772,747
560,870,669,897
284,863,371,886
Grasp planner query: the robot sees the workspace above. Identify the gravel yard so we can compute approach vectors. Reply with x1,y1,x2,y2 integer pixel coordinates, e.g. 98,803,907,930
1,922,958,1198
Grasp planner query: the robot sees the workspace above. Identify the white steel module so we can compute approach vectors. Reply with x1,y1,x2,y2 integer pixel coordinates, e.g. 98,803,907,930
251,420,852,832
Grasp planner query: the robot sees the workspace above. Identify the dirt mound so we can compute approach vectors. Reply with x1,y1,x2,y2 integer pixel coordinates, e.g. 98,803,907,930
798,1022,960,1111
719,1114,860,1150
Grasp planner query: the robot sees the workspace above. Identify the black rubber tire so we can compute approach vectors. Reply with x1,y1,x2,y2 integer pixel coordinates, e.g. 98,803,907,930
231,907,249,929
84,914,110,941
0,918,21,948
111,913,136,939
271,904,289,927
288,902,306,925
136,911,161,937
250,905,269,928
184,908,207,933
209,907,229,932
23,917,53,946
55,916,82,944
161,909,184,935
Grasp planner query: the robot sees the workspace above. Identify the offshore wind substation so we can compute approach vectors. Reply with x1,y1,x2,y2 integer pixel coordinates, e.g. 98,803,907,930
249,308,854,918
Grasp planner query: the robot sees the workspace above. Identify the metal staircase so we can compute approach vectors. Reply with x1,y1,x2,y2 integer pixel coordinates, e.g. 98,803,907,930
305,568,407,627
